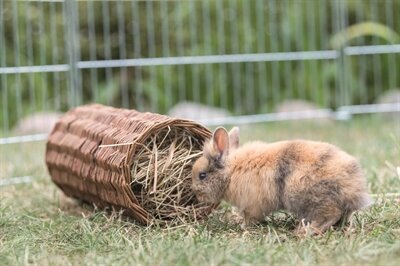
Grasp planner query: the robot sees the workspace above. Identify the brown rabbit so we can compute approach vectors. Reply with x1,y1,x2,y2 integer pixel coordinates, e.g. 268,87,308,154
191,126,372,235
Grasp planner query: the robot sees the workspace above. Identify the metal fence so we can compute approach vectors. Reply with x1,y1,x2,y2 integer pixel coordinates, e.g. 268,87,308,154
1,0,400,142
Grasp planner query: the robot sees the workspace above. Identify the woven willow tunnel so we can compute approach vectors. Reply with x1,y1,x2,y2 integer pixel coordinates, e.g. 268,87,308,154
45,104,214,224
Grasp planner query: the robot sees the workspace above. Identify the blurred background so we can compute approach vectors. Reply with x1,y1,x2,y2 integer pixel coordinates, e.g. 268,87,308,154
1,0,400,130
0,0,399,181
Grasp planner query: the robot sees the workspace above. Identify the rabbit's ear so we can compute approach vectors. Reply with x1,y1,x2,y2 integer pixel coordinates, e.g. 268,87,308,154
213,127,229,158
228,126,239,149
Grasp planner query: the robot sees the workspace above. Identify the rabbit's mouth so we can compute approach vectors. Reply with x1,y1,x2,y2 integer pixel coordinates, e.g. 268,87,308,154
195,192,213,203
196,193,221,204
195,193,207,202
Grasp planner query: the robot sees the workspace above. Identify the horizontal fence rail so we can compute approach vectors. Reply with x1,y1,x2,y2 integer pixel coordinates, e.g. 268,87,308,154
1,44,400,74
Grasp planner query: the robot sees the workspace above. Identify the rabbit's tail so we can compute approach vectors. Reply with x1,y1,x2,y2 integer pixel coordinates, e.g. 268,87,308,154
359,193,374,209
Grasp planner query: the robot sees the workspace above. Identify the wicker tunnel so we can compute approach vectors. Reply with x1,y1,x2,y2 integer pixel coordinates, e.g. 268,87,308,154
45,104,214,224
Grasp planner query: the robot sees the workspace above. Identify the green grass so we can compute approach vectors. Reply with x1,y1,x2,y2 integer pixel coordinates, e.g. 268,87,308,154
1,116,399,265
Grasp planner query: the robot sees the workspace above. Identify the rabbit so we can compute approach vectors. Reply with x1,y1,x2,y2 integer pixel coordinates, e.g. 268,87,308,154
191,126,372,235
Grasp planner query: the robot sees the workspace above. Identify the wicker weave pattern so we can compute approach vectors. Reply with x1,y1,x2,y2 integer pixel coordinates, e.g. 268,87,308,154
45,104,212,224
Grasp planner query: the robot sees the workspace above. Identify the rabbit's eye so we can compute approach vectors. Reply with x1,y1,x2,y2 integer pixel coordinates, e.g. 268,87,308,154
199,172,207,180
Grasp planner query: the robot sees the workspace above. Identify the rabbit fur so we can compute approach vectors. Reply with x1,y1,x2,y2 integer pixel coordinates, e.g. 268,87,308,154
191,126,372,234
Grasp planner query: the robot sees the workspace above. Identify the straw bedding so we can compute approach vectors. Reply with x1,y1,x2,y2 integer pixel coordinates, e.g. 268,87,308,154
130,126,211,222
45,104,214,225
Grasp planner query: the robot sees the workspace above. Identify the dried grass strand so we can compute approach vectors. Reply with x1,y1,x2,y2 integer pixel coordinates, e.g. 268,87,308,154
130,127,210,223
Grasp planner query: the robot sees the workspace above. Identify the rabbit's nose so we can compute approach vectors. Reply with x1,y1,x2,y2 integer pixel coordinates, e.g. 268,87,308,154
196,193,206,202
196,195,204,202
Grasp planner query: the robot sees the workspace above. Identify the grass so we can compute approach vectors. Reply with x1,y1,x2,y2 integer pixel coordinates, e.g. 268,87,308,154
1,116,399,265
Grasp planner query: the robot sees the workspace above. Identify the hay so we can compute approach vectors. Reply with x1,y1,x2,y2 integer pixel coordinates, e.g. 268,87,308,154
46,104,214,225
130,127,210,223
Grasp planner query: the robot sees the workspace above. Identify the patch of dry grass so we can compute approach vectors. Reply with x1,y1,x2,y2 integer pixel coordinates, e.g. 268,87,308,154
130,127,212,223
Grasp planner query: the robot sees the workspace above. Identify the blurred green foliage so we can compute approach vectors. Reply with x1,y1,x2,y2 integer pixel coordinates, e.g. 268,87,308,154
1,0,399,130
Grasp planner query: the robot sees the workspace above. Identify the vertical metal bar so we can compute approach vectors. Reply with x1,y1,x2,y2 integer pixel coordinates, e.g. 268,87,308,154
38,0,48,111
11,0,22,119
216,0,228,110
145,0,157,111
342,0,350,106
295,0,305,100
72,0,82,106
65,0,81,108
87,0,98,102
50,0,61,110
333,0,344,107
189,0,200,103
117,0,129,108
61,0,70,108
269,0,280,105
355,0,367,104
102,0,113,105
26,0,36,113
0,0,9,132
282,0,292,100
242,0,254,114
297,0,308,137
308,0,319,105
255,0,267,108
161,0,172,110
333,0,339,107
230,0,242,114
131,1,144,111
202,0,214,108
385,0,397,91
370,0,382,100
176,1,187,104
319,0,328,107
11,0,23,164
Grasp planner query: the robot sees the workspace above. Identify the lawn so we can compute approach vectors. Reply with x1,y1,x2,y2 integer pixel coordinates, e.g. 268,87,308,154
1,116,399,265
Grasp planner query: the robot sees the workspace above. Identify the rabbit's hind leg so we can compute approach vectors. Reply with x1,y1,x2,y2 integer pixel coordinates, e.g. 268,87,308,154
295,203,343,237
